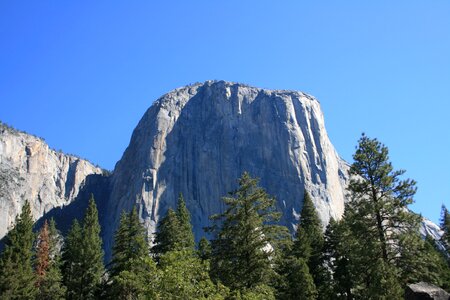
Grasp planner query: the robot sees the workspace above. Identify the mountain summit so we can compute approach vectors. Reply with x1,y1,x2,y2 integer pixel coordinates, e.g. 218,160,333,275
105,80,349,251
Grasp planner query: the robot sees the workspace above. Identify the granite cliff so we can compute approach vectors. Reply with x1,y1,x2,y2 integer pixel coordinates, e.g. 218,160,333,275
106,81,349,251
0,123,104,239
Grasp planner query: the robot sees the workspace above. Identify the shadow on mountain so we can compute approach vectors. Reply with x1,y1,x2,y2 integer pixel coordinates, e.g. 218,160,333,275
0,173,111,254
34,174,111,238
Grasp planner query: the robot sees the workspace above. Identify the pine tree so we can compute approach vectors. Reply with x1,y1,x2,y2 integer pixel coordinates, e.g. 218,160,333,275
362,259,403,300
293,192,323,258
152,194,196,257
109,207,158,299
280,257,317,300
62,219,83,300
111,208,149,276
152,208,181,257
0,200,37,299
35,220,66,299
207,172,289,292
420,235,450,290
292,191,326,295
393,225,448,287
62,195,104,300
198,237,212,261
344,134,424,297
321,218,352,300
176,193,195,250
80,195,104,299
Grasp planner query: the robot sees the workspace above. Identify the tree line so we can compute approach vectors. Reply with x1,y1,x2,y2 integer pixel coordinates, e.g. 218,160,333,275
1,134,450,299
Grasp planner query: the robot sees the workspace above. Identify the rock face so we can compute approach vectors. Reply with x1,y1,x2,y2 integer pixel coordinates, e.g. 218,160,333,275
106,80,349,250
405,282,450,300
0,123,104,239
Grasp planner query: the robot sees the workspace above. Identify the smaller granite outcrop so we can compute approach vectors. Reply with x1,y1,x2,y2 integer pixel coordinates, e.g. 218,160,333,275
405,282,450,300
0,122,104,240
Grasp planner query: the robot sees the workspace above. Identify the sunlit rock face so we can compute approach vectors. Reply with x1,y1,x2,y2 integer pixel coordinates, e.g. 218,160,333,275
0,124,103,239
106,80,350,251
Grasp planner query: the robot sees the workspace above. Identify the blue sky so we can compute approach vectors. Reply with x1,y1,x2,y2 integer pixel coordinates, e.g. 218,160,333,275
1,1,449,223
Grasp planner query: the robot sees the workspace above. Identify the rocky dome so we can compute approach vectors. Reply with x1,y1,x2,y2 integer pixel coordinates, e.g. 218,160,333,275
105,80,349,251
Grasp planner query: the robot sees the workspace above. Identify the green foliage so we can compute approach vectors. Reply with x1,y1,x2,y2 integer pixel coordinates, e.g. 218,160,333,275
293,192,323,259
0,200,37,299
228,284,275,300
341,134,443,297
321,219,354,300
292,191,326,296
62,195,104,300
62,219,83,299
394,228,445,286
152,193,196,258
35,220,66,300
361,259,403,300
157,249,228,299
198,237,212,261
152,194,195,258
109,207,158,299
279,257,317,300
152,208,181,256
110,257,158,300
208,172,289,292
80,195,105,298
347,134,418,263
176,193,195,250
421,235,450,291
111,208,149,277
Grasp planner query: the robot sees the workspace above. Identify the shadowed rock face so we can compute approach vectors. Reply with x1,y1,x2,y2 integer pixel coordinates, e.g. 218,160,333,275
0,124,104,239
106,80,350,252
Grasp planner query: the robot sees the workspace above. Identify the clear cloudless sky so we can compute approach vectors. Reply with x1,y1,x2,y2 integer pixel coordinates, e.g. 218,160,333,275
0,1,449,223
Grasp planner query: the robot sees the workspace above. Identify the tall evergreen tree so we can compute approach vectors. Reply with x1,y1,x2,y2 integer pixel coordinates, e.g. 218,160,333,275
62,219,83,299
420,235,450,291
321,218,354,300
293,192,323,259
152,194,196,257
109,207,158,299
80,195,104,299
0,200,37,299
35,220,66,300
152,208,181,257
292,191,326,295
280,257,317,300
198,237,212,261
343,134,426,297
176,193,195,250
62,195,104,300
207,172,289,292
